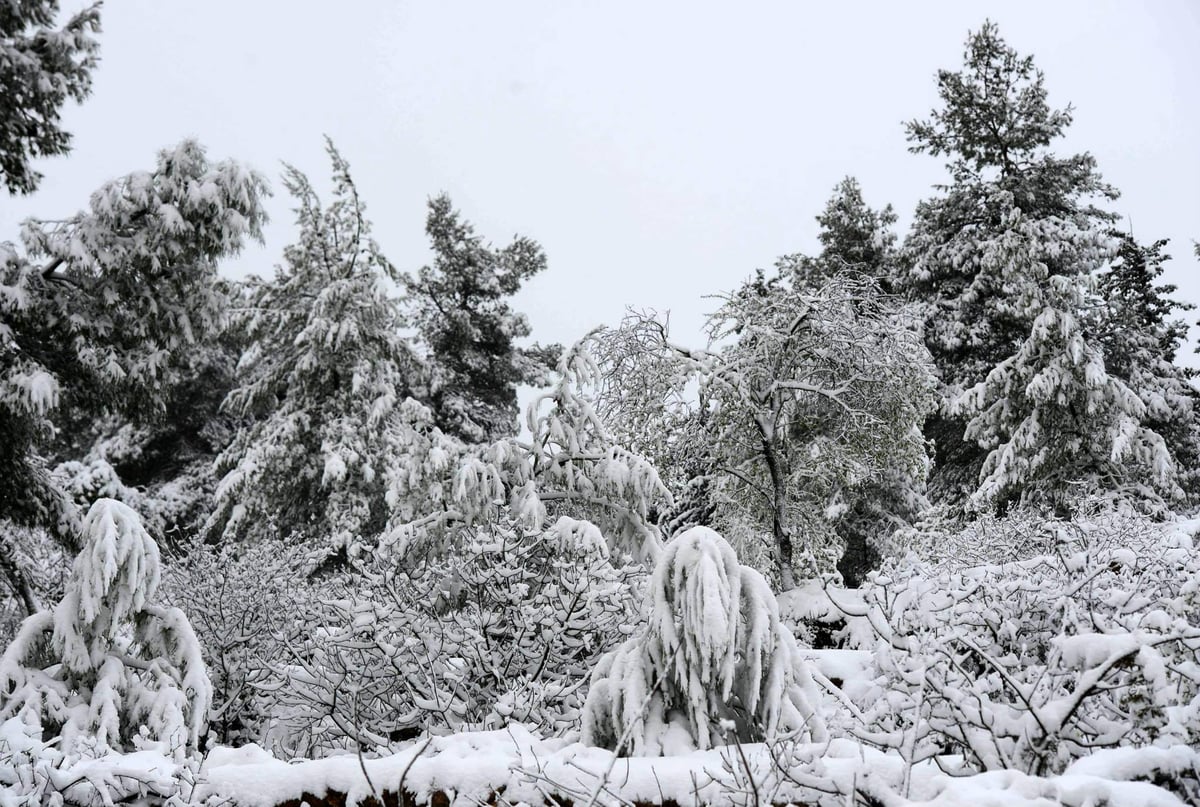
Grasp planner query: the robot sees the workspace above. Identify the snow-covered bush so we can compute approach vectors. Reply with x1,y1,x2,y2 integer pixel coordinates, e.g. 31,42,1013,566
0,715,205,806
582,526,826,755
885,504,1063,572
0,499,211,760
845,508,1200,778
160,539,310,747
265,516,643,757
383,335,671,564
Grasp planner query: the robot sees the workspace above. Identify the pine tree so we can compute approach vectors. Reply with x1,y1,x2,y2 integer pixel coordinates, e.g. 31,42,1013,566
52,328,243,544
0,1,101,195
1,141,267,599
951,216,1176,511
899,23,1177,512
780,176,899,292
1096,234,1200,500
207,140,419,560
901,20,1116,388
405,195,558,443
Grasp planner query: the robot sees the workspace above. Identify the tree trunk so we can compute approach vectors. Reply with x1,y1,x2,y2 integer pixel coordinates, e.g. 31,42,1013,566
760,437,795,591
0,534,42,615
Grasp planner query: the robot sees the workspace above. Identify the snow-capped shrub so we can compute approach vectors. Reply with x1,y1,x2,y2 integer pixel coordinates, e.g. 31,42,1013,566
383,336,671,565
265,516,643,757
159,539,310,747
0,499,211,760
581,526,826,755
0,715,200,806
886,504,1063,572
846,508,1200,778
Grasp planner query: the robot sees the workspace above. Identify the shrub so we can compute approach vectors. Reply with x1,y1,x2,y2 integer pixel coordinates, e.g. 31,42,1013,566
159,538,310,747
582,526,826,755
0,499,210,760
265,516,643,757
846,508,1200,777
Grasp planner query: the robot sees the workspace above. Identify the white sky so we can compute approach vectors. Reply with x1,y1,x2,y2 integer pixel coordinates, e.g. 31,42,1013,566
4,1,1199,359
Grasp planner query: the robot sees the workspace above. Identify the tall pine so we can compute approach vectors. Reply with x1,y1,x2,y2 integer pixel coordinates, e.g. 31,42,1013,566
900,22,1181,513
208,141,418,560
405,196,557,443
1095,234,1200,500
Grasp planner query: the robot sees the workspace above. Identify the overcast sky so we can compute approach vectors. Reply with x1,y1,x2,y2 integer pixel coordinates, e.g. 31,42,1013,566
5,1,1198,359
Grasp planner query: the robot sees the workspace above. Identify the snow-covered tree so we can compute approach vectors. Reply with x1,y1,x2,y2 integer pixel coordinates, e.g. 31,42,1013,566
899,23,1180,513
1,140,267,601
775,179,918,585
405,194,558,442
780,176,899,292
207,140,419,560
581,527,825,755
1096,233,1200,501
596,274,936,589
0,0,101,195
949,208,1179,512
50,329,242,548
0,499,211,760
383,334,671,562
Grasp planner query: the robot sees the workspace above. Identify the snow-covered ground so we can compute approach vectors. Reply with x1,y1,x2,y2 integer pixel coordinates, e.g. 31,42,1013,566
4,719,1194,807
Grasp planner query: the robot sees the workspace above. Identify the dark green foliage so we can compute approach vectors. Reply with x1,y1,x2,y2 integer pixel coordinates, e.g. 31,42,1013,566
781,177,899,292
902,20,1118,389
0,0,101,195
1096,233,1200,502
898,22,1131,512
406,195,559,442
208,141,417,554
906,20,1071,178
1,142,268,543
1099,234,1191,370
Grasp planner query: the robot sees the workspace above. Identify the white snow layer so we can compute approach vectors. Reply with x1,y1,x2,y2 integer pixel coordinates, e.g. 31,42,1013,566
3,720,1193,806
191,728,1195,807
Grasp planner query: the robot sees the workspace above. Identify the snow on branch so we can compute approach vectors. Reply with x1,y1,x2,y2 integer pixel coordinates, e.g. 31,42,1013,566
0,499,211,761
582,526,826,754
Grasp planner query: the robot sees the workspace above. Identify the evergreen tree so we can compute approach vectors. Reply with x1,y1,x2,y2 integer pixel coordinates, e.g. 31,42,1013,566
899,23,1177,512
780,176,899,292
1096,233,1200,500
0,499,211,759
52,326,244,544
1,140,267,556
901,20,1116,389
207,140,419,560
0,0,101,195
950,217,1176,511
405,195,558,443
